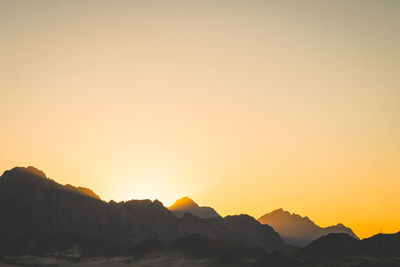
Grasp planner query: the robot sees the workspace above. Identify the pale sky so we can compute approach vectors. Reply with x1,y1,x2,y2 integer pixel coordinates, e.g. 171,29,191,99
0,0,399,238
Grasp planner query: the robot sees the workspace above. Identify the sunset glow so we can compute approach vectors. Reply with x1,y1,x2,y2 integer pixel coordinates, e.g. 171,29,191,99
1,0,399,239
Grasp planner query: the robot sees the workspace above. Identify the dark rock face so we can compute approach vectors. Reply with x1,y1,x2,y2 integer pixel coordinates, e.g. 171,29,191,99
0,167,399,266
169,196,221,219
178,213,284,251
0,167,178,256
258,208,358,246
297,233,359,261
0,166,284,256
295,232,400,263
355,232,400,258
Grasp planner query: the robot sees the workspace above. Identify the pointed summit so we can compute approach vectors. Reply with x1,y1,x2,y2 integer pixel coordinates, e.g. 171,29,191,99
169,196,199,210
270,208,290,216
168,196,220,219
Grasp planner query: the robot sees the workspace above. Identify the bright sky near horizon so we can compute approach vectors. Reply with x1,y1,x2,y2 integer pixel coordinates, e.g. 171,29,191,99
0,0,399,239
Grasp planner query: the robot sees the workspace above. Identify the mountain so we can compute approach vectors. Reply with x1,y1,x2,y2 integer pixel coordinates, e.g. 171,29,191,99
169,196,221,219
297,233,359,261
294,232,400,265
258,208,358,246
0,166,284,257
0,166,399,266
178,212,283,251
0,166,178,256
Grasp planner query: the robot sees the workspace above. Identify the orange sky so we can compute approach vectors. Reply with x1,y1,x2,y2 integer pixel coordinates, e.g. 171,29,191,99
0,1,399,239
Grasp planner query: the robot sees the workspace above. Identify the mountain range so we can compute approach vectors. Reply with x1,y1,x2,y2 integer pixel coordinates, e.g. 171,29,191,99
258,208,358,246
0,166,398,267
0,166,283,257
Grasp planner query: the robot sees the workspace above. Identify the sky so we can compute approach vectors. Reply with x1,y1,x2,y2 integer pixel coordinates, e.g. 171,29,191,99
0,0,399,239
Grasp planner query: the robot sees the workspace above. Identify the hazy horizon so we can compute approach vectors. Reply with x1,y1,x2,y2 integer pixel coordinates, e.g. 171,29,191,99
1,0,399,239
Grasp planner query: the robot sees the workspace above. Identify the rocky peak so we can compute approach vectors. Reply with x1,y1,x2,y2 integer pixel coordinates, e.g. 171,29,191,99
169,196,199,210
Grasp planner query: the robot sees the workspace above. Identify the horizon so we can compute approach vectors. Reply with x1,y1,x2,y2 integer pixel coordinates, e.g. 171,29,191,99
1,0,400,240
0,165,397,239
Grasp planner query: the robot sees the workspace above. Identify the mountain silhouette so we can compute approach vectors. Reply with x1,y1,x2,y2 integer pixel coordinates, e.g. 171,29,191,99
258,208,358,246
0,166,178,256
251,232,400,266
294,232,400,265
1,166,398,266
0,166,284,257
169,196,221,219
297,233,359,261
177,212,283,251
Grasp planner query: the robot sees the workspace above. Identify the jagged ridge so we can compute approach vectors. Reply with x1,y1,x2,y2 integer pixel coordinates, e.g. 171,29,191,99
258,208,358,246
0,166,284,256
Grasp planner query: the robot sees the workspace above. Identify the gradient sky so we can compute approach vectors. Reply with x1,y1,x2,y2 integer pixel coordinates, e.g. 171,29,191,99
1,0,399,238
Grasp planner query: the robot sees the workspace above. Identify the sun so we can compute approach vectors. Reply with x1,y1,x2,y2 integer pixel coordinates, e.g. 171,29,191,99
110,168,181,206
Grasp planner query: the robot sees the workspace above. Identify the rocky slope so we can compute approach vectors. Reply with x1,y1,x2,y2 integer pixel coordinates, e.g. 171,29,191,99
0,166,284,256
258,208,358,246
